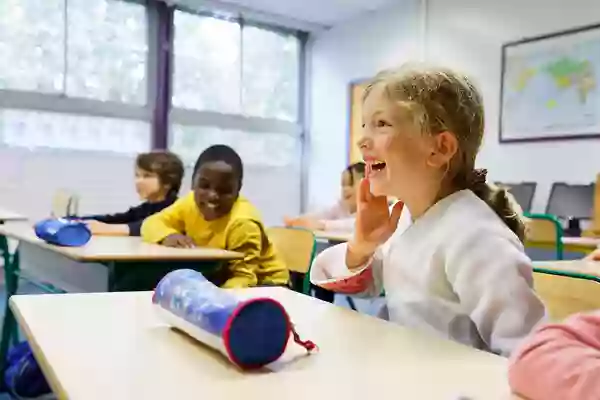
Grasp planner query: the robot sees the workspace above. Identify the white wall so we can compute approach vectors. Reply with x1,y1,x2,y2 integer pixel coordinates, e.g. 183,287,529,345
0,147,298,225
309,0,600,213
426,0,600,212
307,0,421,210
0,148,138,220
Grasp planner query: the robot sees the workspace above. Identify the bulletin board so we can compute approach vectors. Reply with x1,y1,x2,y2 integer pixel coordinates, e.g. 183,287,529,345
348,80,370,164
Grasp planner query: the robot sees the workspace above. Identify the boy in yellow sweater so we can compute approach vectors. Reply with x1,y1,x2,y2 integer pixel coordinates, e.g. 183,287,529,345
142,145,289,288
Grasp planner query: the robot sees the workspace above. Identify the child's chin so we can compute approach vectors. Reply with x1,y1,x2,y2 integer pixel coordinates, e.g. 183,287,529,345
369,183,388,197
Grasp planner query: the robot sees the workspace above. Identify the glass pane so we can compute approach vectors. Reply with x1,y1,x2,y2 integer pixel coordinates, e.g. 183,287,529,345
0,0,65,93
170,125,298,168
173,12,241,113
0,109,150,154
242,26,299,121
67,0,147,104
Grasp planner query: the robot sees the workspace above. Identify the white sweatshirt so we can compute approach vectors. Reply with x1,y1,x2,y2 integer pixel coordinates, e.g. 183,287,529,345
311,190,547,356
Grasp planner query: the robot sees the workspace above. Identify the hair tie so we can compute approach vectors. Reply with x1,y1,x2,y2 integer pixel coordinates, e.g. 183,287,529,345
468,168,488,187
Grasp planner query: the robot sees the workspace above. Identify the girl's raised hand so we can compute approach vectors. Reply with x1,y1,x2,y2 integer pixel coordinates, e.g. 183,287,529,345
346,168,403,269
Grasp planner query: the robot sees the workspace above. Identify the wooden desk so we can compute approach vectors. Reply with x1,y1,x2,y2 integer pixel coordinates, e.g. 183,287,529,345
0,223,241,262
312,230,352,244
0,207,26,223
11,289,511,400
0,223,242,380
527,236,598,255
533,260,600,282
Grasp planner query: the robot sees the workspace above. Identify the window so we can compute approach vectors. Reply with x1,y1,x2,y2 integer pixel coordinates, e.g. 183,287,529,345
0,109,149,154
173,11,300,121
173,13,241,113
242,26,299,121
0,0,150,152
66,0,147,104
170,125,299,168
171,10,304,220
0,0,65,93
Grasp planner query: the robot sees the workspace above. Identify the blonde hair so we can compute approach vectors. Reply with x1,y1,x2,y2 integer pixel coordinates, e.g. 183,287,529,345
363,64,525,241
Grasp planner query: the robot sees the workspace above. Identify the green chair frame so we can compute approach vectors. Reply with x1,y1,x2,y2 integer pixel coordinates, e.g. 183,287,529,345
524,212,564,260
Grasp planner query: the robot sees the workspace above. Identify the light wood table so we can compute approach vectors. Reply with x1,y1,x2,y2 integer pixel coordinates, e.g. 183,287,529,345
0,223,242,380
533,259,600,282
526,236,598,255
11,288,512,400
0,223,241,263
312,230,352,244
0,207,26,223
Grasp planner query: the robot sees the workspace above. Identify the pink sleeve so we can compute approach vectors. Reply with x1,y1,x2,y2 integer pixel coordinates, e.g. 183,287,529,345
509,311,600,400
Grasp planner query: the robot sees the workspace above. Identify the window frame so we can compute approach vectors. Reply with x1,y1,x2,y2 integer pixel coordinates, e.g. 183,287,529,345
168,5,304,137
0,0,154,153
0,0,309,208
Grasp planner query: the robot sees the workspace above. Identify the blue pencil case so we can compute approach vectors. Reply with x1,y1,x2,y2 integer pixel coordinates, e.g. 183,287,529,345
34,218,91,247
153,269,317,369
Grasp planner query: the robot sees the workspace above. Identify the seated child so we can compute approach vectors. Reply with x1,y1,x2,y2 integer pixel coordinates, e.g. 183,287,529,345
310,64,546,356
509,312,600,400
285,162,365,232
82,151,184,236
142,145,289,288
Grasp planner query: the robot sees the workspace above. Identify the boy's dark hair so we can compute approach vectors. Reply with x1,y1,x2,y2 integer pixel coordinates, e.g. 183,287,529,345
345,162,366,185
136,151,184,196
192,145,244,188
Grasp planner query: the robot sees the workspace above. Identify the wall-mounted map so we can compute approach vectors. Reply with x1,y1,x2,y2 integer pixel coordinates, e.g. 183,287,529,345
500,24,600,142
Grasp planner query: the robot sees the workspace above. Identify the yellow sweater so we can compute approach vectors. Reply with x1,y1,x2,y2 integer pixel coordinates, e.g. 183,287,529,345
141,192,288,288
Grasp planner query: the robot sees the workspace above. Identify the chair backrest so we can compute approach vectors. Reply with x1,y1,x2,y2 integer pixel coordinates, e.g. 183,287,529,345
524,213,564,260
267,227,316,274
495,182,536,213
51,190,80,218
546,182,594,220
267,227,316,295
534,272,600,321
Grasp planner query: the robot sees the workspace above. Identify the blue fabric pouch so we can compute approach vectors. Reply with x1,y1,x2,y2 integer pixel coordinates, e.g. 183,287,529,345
34,218,91,247
4,341,53,399
153,269,317,369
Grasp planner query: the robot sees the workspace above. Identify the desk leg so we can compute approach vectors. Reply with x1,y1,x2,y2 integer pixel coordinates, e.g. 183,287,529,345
0,246,20,386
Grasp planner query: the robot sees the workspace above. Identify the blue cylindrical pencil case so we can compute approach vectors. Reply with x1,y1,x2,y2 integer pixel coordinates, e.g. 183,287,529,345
34,218,91,247
153,269,316,369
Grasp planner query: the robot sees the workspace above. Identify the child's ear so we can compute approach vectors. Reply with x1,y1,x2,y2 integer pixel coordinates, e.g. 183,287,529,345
426,131,458,168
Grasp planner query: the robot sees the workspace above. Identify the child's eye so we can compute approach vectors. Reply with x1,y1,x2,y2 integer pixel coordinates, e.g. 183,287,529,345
376,119,390,127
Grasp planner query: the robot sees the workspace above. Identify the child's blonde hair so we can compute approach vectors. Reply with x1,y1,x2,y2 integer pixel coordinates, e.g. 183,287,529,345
363,64,525,241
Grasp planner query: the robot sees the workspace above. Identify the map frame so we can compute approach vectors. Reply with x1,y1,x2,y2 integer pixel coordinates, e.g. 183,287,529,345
499,22,600,143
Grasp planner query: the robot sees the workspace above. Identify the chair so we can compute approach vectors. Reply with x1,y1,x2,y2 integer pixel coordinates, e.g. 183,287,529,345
267,227,317,295
495,182,536,213
51,190,79,218
524,213,564,260
533,272,600,321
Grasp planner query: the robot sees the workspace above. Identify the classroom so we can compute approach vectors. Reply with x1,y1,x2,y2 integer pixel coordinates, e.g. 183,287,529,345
1,0,600,398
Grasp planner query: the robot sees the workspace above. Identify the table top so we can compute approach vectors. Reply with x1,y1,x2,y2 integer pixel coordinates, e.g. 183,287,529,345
0,207,27,222
533,259,600,280
312,230,352,243
562,236,600,247
11,289,511,400
0,223,242,262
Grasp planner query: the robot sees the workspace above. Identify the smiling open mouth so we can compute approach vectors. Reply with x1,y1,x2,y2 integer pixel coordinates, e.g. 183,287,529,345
372,161,387,171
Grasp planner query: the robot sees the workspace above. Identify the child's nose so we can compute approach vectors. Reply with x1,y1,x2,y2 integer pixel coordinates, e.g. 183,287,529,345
356,135,371,156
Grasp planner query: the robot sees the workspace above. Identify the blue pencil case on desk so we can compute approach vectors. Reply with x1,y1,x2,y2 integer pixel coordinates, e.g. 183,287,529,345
153,269,317,369
34,218,91,247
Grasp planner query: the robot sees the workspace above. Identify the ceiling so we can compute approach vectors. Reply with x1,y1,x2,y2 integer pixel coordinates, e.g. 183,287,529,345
176,0,399,29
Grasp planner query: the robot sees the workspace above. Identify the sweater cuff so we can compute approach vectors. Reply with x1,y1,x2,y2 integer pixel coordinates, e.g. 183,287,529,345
128,221,142,236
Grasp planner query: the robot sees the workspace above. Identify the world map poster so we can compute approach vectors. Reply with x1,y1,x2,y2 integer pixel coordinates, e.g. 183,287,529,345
500,24,600,142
